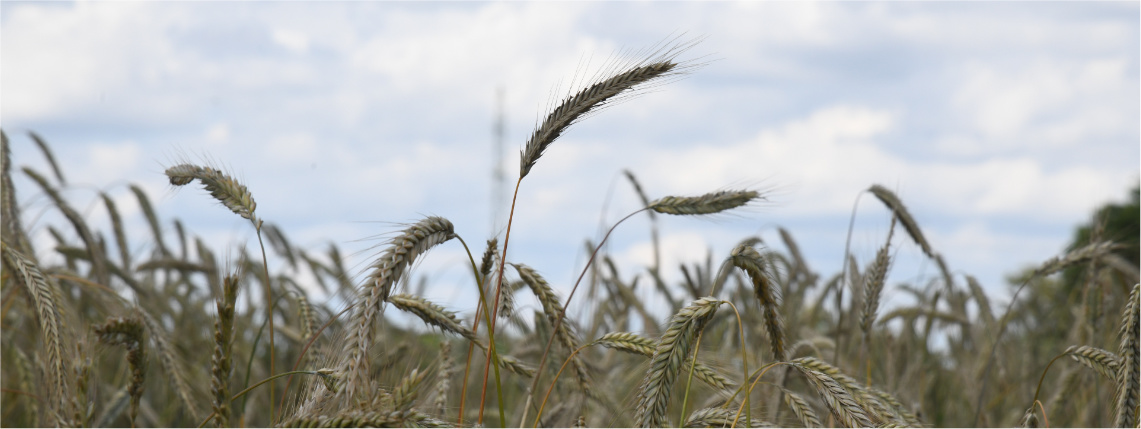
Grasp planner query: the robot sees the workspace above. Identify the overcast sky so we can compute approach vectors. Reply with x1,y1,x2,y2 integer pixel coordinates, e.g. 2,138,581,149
3,1,1138,323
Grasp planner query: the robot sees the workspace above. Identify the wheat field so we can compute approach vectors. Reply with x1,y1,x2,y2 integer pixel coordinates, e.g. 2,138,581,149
2,40,1138,428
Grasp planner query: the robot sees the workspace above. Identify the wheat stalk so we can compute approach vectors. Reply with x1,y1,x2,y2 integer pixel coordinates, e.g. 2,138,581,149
636,296,722,427
342,216,455,401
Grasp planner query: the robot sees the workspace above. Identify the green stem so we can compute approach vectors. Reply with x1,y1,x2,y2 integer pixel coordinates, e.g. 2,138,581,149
456,236,506,427
481,176,521,427
524,208,647,416
679,332,704,424
255,226,276,423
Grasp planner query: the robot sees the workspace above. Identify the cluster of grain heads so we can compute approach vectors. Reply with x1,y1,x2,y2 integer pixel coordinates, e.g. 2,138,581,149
635,296,722,427
341,216,455,402
93,315,147,427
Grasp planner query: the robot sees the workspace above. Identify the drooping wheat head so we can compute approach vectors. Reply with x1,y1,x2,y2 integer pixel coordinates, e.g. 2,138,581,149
94,315,147,427
867,184,932,258
635,296,722,427
341,216,455,401
728,244,786,362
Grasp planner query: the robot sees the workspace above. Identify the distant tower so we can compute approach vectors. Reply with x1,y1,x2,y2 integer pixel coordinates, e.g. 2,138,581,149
491,87,506,235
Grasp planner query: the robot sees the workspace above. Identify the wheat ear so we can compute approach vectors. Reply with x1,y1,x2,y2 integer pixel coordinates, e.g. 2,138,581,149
729,245,786,362
636,297,722,427
793,356,903,425
165,163,259,226
2,242,71,419
512,263,591,395
1034,240,1116,278
388,293,478,343
2,131,35,256
136,308,201,420
789,360,875,428
683,407,772,428
520,51,685,179
24,167,109,285
648,190,760,215
94,315,147,427
595,331,733,390
391,368,429,412
867,184,933,258
1114,282,1139,427
211,275,240,427
860,223,894,338
783,389,822,428
434,341,452,416
1064,345,1120,382
342,216,455,400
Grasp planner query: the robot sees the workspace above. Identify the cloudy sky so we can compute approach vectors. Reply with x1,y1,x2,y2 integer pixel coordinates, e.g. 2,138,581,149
3,2,1138,322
